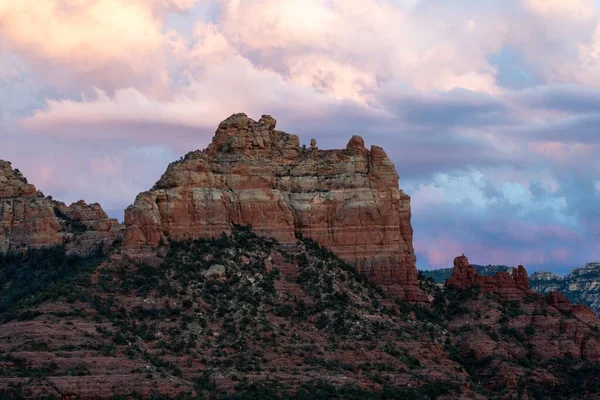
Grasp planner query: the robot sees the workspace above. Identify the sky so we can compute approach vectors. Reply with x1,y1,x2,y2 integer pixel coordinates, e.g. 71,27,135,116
1,0,600,274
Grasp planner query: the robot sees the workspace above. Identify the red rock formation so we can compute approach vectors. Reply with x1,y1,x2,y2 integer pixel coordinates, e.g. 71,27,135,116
447,254,600,322
0,161,122,254
124,113,426,302
446,254,531,299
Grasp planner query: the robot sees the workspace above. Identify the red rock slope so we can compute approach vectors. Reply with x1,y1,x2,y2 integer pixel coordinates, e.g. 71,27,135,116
124,113,426,302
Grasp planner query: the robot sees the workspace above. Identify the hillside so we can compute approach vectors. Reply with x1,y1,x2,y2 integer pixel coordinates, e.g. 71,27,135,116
2,229,600,398
0,227,462,398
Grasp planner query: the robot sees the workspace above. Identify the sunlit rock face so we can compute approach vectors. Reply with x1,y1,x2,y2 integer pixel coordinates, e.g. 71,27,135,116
124,113,427,302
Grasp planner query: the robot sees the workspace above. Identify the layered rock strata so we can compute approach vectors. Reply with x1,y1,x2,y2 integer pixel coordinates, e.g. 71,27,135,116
124,113,426,301
0,161,121,254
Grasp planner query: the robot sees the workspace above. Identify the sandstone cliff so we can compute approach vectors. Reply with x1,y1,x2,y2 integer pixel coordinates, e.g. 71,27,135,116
124,113,426,301
0,161,121,254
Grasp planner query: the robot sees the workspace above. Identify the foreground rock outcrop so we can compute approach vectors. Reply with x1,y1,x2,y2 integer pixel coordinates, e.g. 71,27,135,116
124,113,426,301
0,161,121,254
438,254,600,396
0,228,473,399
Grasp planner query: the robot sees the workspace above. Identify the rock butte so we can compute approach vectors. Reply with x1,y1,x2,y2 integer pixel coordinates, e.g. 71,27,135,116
447,254,597,319
124,113,427,302
0,160,121,255
446,254,530,299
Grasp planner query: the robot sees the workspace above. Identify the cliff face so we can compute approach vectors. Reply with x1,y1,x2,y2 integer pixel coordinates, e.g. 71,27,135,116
124,113,425,301
531,263,600,315
0,161,121,254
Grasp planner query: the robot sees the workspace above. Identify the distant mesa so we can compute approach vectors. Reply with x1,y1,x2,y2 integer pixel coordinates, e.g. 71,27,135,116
531,262,600,316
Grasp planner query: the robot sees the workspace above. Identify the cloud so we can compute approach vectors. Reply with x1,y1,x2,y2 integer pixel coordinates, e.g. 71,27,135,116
409,170,586,271
380,88,510,127
218,0,504,95
0,131,178,213
0,0,205,94
18,50,347,152
524,0,597,20
510,84,600,114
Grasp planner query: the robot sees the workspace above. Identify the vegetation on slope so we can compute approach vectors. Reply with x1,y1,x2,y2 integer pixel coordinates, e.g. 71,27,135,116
0,226,459,399
0,246,106,322
1,227,600,399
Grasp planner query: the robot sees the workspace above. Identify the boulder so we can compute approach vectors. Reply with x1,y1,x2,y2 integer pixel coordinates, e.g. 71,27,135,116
202,264,227,279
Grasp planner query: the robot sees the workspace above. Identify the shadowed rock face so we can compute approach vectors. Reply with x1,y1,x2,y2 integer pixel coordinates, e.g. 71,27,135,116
124,113,426,302
446,254,531,299
0,161,122,254
446,254,598,321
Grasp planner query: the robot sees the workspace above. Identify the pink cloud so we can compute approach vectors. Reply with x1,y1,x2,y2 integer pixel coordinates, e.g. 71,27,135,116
529,141,594,162
524,0,596,19
551,247,572,262
0,0,204,94
415,237,464,267
218,0,502,95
